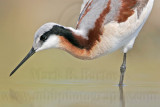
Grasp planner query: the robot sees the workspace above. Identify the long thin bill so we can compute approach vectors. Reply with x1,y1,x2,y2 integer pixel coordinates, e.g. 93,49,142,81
10,47,35,77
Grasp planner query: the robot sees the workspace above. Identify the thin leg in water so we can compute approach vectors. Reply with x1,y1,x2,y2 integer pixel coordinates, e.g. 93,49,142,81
119,53,127,86
119,85,125,107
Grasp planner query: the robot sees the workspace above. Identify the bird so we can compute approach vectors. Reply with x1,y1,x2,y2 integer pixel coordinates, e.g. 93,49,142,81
10,0,154,86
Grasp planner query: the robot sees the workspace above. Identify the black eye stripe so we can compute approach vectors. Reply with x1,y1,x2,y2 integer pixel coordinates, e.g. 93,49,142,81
40,25,69,41
40,26,57,42
39,25,84,49
40,30,52,41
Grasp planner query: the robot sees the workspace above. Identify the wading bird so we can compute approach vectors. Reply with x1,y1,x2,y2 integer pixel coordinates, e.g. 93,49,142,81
10,0,154,85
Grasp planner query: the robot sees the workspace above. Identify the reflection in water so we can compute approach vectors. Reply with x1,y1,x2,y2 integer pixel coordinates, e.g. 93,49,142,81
3,86,120,107
119,86,125,107
0,82,160,107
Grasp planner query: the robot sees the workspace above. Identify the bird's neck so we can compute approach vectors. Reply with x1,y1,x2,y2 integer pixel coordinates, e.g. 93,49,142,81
56,24,103,59
57,26,91,59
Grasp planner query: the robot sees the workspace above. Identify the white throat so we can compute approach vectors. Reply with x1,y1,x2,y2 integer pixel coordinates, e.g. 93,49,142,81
36,35,60,52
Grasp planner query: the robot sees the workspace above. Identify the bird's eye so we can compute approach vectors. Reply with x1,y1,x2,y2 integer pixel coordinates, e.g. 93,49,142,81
40,35,47,41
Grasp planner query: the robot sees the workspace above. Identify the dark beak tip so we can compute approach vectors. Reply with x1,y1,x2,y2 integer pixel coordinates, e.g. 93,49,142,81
9,73,13,77
9,47,35,77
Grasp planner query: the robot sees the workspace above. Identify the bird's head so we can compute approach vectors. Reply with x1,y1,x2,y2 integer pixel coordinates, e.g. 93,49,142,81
10,22,67,76
33,22,61,52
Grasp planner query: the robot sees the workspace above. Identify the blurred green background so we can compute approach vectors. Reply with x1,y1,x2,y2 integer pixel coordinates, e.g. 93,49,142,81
0,0,160,107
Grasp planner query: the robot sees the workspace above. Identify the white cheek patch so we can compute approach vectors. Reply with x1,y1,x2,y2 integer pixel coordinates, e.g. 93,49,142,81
36,35,60,52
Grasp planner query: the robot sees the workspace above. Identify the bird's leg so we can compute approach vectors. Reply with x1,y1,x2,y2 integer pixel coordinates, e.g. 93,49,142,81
119,53,127,86
119,85,125,107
